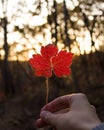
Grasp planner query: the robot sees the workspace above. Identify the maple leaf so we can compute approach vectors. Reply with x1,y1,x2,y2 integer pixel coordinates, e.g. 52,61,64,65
29,44,73,77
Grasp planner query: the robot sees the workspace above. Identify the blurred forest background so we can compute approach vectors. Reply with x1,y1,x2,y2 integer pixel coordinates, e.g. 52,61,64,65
0,0,104,130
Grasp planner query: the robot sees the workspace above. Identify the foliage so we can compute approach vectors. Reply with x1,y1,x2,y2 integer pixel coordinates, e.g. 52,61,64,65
29,44,73,77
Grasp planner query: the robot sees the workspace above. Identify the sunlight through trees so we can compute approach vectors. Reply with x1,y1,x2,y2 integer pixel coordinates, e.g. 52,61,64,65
0,0,104,61
0,0,104,96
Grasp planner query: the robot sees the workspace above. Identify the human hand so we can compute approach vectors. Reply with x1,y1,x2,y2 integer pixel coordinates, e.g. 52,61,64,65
36,93,101,130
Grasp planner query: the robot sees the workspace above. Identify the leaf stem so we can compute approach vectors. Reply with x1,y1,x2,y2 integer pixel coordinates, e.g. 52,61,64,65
45,78,49,105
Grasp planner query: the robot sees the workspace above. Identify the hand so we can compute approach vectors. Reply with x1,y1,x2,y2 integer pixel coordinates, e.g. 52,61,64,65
36,93,101,130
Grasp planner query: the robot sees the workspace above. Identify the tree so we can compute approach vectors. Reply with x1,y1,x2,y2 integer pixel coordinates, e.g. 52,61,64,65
0,0,15,96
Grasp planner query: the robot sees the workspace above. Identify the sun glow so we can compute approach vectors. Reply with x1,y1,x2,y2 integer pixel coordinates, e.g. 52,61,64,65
0,0,103,61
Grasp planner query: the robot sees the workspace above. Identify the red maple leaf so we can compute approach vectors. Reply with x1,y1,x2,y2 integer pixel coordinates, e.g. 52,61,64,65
29,44,73,77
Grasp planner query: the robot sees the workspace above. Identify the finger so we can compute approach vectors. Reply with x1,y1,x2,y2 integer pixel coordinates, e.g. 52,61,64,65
56,108,70,113
41,93,90,112
40,111,57,127
36,108,70,128
70,93,90,110
41,94,72,112
35,118,48,128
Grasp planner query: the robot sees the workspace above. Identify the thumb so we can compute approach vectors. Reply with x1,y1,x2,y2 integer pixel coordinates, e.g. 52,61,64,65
40,111,56,126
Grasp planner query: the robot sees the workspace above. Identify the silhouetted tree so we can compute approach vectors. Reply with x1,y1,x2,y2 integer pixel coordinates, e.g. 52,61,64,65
0,0,15,96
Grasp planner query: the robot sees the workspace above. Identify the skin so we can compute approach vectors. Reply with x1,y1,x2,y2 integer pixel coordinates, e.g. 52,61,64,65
36,93,101,130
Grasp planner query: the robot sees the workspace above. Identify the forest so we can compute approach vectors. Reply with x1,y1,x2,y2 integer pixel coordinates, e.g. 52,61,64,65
0,0,104,130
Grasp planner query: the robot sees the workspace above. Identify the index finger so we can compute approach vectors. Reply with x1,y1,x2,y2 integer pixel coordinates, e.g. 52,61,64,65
41,94,73,112
41,93,89,112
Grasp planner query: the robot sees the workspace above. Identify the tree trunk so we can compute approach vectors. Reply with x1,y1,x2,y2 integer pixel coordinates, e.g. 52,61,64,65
1,17,15,96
